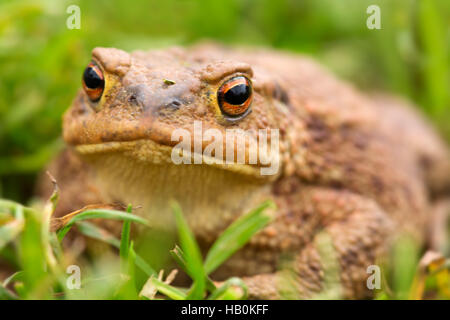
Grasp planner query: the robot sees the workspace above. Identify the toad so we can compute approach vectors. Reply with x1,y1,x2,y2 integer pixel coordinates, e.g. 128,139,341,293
41,44,450,299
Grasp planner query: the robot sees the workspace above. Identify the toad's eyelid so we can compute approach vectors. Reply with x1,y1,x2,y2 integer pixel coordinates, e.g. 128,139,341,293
200,60,253,82
89,59,105,72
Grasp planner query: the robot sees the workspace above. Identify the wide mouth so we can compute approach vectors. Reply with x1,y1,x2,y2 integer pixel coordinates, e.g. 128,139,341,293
65,95,281,179
74,138,280,181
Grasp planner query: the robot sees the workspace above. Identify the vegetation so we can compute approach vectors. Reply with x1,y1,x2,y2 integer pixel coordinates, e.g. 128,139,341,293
0,181,274,299
1,187,449,300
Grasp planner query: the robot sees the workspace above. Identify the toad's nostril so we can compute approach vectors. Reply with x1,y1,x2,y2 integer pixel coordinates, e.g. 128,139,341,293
165,99,182,110
126,84,148,107
128,93,138,104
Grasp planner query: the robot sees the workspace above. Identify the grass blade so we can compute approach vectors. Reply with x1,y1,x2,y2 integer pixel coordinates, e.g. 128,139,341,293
0,201,25,250
204,200,274,275
171,201,205,299
149,277,187,300
0,284,19,300
18,208,49,299
56,209,148,241
208,277,247,300
120,204,133,273
0,219,24,250
2,271,24,287
169,245,189,276
41,174,61,276
170,245,217,292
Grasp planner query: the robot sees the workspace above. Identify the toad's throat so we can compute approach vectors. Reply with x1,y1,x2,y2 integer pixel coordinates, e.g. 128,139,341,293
75,140,273,233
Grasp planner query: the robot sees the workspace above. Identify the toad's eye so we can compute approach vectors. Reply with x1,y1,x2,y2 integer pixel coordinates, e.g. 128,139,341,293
82,62,104,102
218,76,252,118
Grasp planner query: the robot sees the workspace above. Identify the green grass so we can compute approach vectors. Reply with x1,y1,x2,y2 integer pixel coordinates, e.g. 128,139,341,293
0,184,274,299
1,193,449,300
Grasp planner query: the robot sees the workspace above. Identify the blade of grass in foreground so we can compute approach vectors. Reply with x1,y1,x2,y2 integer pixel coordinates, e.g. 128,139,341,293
0,219,24,250
208,277,247,300
115,241,138,299
57,209,148,241
18,208,49,299
0,200,25,250
0,283,19,300
149,277,187,300
120,205,133,273
204,200,274,275
171,201,205,300
170,245,217,292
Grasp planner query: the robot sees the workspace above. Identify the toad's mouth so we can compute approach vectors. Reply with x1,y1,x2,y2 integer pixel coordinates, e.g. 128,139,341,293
64,105,281,179
74,138,280,181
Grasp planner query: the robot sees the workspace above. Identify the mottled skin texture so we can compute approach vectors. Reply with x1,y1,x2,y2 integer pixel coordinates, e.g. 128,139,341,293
40,44,450,299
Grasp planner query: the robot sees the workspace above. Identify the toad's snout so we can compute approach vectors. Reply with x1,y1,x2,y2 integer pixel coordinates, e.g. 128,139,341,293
123,81,194,115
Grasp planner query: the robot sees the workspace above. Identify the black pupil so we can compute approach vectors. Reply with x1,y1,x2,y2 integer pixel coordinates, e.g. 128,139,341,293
83,66,103,89
224,83,250,105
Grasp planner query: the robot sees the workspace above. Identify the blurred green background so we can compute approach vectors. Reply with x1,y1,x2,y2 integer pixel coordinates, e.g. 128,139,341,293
0,0,449,203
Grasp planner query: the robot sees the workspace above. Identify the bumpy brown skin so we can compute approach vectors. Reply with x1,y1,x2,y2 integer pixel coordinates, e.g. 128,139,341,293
40,43,450,299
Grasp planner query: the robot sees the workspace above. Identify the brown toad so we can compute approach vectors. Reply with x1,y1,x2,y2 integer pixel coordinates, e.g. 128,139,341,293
41,44,450,299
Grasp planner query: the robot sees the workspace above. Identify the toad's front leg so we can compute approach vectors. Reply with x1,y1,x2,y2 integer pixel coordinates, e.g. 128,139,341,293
237,187,394,299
